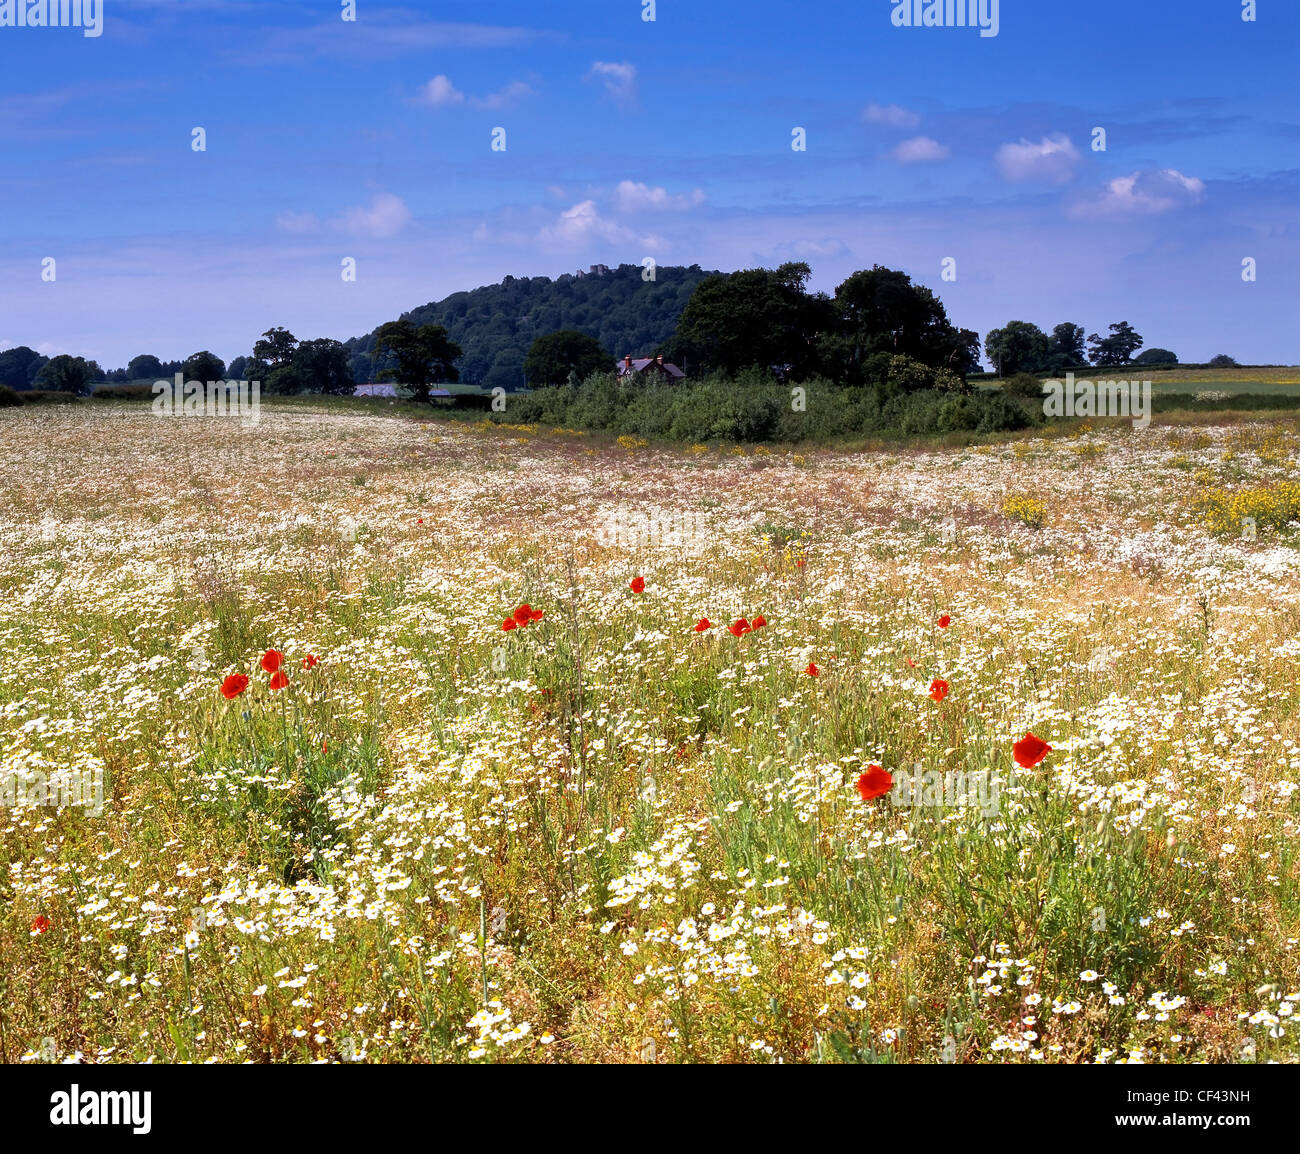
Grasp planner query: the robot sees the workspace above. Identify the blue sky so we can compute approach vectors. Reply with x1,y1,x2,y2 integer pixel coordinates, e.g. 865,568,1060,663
0,0,1296,369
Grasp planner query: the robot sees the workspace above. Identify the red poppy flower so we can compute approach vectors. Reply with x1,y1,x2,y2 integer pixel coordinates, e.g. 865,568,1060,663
795,557,806,568
806,662,820,677
906,658,918,668
260,650,284,673
929,678,950,702
302,653,319,670
694,617,712,632
31,915,50,934
937,615,951,629
751,615,767,629
417,518,424,524
728,618,751,638
513,604,533,625
856,765,893,801
630,576,645,594
529,609,544,623
268,670,289,691
220,674,250,699
502,618,518,632
1013,732,1052,768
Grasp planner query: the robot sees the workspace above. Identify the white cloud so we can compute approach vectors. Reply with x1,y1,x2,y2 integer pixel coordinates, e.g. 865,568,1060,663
471,81,534,110
862,103,921,129
422,75,465,107
891,136,949,164
588,61,637,102
337,193,413,239
1070,169,1206,219
615,181,706,212
995,133,1080,183
420,75,532,110
539,200,661,251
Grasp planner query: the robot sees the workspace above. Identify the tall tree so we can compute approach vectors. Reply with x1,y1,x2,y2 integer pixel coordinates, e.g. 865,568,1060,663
1047,323,1087,369
1087,321,1144,366
373,320,462,401
0,346,47,390
127,354,164,380
183,350,226,382
34,355,101,395
291,339,354,394
253,327,298,368
673,262,828,378
821,266,968,384
984,321,1051,376
523,330,612,387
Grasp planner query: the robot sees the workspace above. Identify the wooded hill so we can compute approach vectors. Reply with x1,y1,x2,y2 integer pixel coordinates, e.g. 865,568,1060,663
343,263,719,390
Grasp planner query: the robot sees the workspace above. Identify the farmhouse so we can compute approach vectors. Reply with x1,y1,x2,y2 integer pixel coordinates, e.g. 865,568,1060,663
616,354,687,383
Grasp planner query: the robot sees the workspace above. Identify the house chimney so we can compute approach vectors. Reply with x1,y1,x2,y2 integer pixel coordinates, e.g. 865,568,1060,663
623,355,633,370
656,355,664,366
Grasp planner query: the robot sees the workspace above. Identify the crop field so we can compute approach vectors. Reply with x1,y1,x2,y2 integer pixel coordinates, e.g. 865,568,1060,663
2,405,1299,1064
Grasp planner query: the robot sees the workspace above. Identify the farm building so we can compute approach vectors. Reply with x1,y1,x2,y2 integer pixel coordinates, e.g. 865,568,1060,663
616,354,686,383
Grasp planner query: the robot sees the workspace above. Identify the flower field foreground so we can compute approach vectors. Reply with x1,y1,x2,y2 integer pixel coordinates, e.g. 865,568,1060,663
2,405,1299,1064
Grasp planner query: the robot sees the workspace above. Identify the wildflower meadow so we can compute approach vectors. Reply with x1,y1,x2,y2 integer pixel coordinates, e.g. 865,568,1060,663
3,404,1298,1065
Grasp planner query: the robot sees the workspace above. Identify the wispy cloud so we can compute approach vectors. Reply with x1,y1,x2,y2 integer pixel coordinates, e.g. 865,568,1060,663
891,136,949,164
1070,169,1206,219
863,102,921,129
539,200,659,250
276,193,413,239
995,133,1081,183
420,75,534,110
615,182,705,212
588,61,638,104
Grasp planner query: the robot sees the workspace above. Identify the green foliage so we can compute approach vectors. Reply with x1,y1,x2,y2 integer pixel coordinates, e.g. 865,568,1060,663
1134,347,1178,366
1088,321,1144,366
0,345,47,389
0,384,23,407
373,320,462,402
182,350,226,382
33,354,102,396
495,370,1041,443
347,264,718,389
1209,353,1238,367
523,330,612,387
985,321,1051,377
127,354,164,380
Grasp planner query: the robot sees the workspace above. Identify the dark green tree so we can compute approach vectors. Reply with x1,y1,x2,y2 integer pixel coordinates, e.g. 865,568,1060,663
673,262,827,378
1133,348,1178,366
0,346,47,390
821,266,969,384
253,327,298,368
1047,323,1087,370
34,355,101,395
984,321,1051,376
292,339,353,394
523,330,612,387
373,320,462,401
1209,353,1237,367
183,350,226,382
127,354,164,380
1087,322,1144,366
